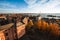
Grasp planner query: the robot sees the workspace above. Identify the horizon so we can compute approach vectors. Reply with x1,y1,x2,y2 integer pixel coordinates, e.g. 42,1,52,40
0,13,60,16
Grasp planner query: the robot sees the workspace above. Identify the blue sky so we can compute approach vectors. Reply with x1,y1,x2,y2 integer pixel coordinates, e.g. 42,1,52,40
0,0,60,13
0,0,28,9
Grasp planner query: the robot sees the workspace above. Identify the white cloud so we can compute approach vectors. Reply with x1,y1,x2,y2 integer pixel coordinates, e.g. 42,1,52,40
0,2,20,13
24,0,37,5
22,0,60,13
0,2,17,9
0,0,60,13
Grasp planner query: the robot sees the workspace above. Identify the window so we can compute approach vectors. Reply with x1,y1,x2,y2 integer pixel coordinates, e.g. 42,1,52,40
5,32,8,36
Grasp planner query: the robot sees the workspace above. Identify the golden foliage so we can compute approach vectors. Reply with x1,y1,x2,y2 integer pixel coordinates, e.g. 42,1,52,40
49,23,59,36
34,20,60,36
34,20,49,31
26,19,34,28
34,20,42,30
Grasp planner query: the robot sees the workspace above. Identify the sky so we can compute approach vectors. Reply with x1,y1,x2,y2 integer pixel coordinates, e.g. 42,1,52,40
0,0,60,13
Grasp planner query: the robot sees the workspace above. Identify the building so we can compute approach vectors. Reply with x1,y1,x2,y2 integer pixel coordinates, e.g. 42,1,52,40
0,16,29,40
0,23,14,40
0,22,27,40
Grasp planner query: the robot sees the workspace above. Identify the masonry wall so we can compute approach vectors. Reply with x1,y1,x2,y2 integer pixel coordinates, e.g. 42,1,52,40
0,32,5,40
17,24,25,38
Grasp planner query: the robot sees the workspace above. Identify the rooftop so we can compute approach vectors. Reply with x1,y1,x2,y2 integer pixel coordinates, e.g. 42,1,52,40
0,23,14,32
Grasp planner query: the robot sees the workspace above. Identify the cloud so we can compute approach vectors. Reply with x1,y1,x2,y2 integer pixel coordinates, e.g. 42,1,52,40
0,2,20,13
24,0,37,5
22,0,60,13
0,2,17,9
0,0,60,13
